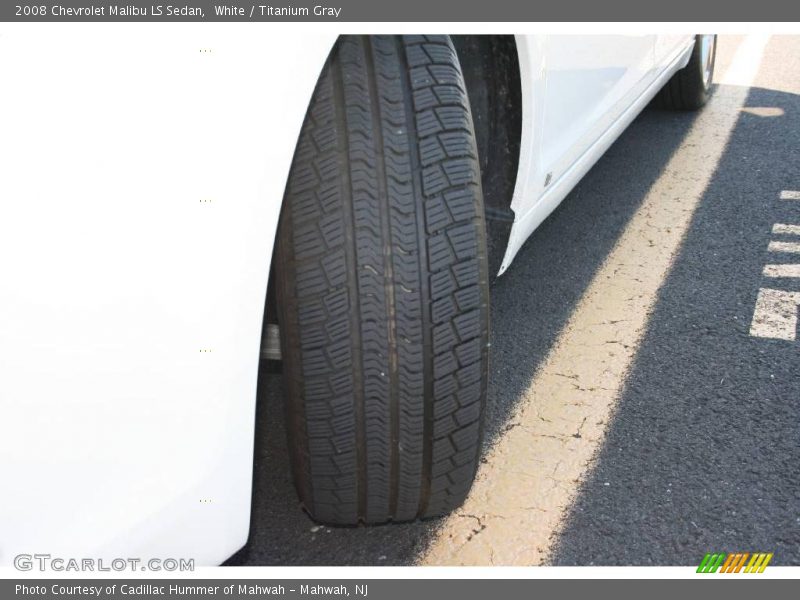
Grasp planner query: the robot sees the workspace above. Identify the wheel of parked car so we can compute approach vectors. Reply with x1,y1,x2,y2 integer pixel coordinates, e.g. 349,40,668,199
275,35,490,525
654,34,717,110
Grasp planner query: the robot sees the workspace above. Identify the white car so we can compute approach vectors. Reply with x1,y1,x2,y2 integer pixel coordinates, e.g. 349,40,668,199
0,31,716,566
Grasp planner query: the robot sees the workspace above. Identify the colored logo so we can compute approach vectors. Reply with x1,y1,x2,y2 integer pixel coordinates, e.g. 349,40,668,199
697,552,773,573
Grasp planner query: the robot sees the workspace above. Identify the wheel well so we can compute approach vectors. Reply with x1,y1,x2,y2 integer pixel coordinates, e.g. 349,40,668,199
451,35,522,276
263,36,522,353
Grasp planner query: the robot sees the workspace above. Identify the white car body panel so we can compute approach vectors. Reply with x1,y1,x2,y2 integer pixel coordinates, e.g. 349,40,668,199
501,34,695,273
0,28,696,565
0,24,336,567
539,35,656,190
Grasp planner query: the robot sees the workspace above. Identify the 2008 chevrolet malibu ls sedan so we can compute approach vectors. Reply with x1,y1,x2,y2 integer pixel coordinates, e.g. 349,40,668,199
0,30,715,565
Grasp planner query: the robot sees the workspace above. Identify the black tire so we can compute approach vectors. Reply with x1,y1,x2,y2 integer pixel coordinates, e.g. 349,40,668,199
654,35,717,110
275,35,489,525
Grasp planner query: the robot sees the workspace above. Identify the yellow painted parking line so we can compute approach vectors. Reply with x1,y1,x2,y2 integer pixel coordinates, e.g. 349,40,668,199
420,35,770,565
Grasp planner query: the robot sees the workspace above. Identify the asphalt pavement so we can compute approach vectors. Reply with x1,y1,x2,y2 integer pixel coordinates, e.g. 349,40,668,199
552,34,800,566
227,35,800,566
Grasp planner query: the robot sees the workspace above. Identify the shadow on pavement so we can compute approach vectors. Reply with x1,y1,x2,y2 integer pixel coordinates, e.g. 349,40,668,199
551,83,800,565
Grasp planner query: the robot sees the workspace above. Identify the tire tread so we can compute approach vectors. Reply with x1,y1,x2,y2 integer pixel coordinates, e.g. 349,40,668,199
276,35,489,525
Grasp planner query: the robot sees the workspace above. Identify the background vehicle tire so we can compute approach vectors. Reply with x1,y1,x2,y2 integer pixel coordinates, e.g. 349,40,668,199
654,34,717,110
275,35,490,525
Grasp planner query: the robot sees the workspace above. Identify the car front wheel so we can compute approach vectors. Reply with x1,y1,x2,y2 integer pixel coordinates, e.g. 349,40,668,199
275,35,490,525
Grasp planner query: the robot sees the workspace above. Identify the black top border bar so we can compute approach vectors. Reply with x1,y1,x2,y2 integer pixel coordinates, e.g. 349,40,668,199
2,0,799,22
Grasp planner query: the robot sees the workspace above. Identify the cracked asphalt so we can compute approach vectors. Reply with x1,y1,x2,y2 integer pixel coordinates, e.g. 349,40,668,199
227,35,800,566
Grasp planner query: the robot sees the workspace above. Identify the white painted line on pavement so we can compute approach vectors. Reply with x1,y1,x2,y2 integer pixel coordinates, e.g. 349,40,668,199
750,288,800,341
768,241,800,254
721,35,771,86
420,35,770,566
780,190,800,200
763,264,800,278
772,223,800,236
